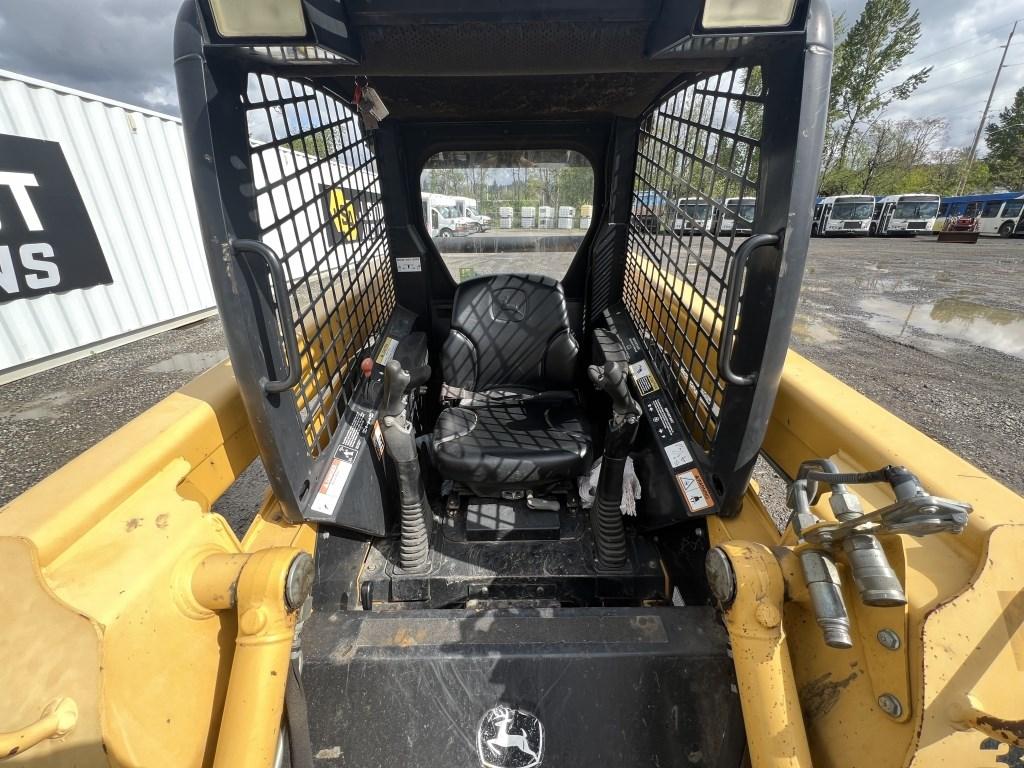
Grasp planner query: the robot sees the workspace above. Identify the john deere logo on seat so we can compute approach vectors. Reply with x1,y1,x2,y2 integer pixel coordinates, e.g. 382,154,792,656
478,706,544,768
491,288,527,322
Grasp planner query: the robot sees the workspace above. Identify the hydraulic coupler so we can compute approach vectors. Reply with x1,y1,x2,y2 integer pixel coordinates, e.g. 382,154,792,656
379,359,432,571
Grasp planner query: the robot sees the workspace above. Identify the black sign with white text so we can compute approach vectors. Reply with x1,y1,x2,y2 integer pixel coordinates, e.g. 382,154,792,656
0,133,112,303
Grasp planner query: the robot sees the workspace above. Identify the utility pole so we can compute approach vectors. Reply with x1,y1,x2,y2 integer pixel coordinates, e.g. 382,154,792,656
957,20,1017,195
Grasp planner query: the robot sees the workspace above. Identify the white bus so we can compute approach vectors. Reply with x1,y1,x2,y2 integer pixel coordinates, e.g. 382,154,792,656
717,196,756,236
812,195,874,236
871,194,940,236
973,195,1024,237
673,197,713,234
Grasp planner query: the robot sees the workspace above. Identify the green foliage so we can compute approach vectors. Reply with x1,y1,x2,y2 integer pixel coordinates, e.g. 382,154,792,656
421,164,595,220
290,129,336,159
984,87,1024,190
823,0,931,176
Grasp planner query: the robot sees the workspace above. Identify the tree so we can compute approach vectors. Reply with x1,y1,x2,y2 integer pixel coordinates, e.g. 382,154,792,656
984,86,1024,190
823,0,931,176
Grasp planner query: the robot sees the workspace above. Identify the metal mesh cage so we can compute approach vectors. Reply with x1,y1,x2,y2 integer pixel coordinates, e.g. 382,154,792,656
623,68,763,450
245,73,396,456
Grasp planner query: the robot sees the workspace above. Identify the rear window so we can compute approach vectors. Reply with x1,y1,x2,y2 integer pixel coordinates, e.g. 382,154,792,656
420,150,594,282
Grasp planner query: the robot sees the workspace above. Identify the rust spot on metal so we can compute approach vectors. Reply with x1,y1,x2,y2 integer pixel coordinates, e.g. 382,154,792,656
155,513,169,529
976,715,1024,748
799,669,860,720
125,517,142,532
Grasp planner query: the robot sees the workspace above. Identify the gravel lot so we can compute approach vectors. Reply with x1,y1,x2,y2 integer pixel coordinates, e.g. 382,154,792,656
1,235,1020,532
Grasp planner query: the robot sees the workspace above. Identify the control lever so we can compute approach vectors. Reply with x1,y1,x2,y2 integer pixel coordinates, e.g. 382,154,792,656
379,359,432,571
788,462,972,649
587,360,642,569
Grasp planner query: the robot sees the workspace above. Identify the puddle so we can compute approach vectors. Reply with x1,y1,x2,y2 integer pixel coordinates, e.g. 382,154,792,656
791,318,840,344
0,390,75,421
146,351,226,374
858,297,1024,360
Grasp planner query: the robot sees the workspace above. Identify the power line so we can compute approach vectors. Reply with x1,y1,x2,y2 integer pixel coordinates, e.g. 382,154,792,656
958,20,1018,194
898,18,1023,65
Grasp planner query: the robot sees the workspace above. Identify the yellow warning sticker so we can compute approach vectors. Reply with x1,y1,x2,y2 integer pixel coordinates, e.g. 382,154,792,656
628,359,660,395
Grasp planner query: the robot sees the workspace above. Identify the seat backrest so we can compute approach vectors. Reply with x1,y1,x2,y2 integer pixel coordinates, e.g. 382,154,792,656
442,274,579,391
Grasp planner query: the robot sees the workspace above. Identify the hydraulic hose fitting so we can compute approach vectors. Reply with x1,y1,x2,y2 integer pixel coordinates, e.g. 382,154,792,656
842,534,906,606
800,549,853,649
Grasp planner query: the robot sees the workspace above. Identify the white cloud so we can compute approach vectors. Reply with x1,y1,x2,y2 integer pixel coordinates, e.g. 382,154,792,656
0,0,1020,153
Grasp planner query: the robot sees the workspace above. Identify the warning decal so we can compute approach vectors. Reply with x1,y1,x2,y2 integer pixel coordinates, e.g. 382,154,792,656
628,359,660,395
309,403,376,517
677,469,713,513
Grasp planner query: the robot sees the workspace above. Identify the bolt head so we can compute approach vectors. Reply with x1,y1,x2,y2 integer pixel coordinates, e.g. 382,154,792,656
877,628,901,650
285,552,315,610
705,548,736,606
878,694,903,718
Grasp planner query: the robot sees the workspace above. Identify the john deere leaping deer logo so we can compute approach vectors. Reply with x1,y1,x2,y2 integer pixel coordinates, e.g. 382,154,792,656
477,706,544,768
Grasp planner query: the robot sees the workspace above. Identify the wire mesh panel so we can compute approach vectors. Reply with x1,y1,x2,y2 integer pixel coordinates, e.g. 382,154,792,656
623,68,763,451
245,73,396,457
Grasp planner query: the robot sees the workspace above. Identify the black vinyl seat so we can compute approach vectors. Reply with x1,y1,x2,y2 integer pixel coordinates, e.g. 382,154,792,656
432,274,593,493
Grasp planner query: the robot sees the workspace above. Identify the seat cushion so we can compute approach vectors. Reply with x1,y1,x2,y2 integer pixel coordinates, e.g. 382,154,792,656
433,400,593,490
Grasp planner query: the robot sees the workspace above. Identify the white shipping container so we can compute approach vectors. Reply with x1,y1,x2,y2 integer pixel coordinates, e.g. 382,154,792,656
558,205,576,229
0,69,215,383
520,206,536,228
538,205,554,228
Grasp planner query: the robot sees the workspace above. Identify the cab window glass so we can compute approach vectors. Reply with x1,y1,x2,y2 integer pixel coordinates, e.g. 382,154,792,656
420,150,594,282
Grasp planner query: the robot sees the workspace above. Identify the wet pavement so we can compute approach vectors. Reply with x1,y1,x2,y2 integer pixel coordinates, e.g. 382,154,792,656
792,236,1023,494
0,235,1020,535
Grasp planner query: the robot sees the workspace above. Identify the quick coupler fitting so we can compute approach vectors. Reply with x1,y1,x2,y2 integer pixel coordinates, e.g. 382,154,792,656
843,534,906,607
800,549,853,649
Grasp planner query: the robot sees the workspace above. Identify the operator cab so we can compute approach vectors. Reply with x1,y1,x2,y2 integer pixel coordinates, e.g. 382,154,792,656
175,0,831,763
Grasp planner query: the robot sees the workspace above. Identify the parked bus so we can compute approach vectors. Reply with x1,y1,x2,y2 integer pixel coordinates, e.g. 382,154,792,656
940,192,1024,238
717,196,756,236
673,196,713,234
812,194,874,236
871,193,940,236
632,188,670,233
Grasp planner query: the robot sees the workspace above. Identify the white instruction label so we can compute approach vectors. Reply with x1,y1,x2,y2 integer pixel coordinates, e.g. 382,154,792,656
665,440,694,469
395,257,422,273
310,457,353,517
677,468,713,513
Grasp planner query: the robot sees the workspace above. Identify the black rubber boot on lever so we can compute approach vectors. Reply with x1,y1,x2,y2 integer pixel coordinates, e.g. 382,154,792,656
588,361,642,570
380,359,432,572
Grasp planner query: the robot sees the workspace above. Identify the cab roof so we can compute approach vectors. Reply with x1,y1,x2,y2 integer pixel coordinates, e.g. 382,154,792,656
196,0,816,121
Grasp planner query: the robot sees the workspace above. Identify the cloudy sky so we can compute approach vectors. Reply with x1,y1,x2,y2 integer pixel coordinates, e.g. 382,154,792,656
0,0,1021,150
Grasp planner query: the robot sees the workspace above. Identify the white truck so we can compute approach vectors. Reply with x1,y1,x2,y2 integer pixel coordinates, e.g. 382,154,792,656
450,196,491,232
